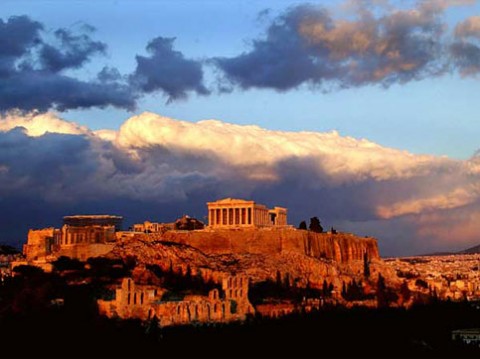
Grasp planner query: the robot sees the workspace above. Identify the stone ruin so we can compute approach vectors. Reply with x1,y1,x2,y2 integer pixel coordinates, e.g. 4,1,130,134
97,274,254,327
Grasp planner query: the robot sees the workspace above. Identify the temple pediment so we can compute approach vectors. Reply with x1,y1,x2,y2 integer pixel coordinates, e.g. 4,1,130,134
214,198,252,204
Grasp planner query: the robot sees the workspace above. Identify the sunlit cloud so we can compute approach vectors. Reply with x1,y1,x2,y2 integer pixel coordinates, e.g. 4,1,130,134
1,111,480,254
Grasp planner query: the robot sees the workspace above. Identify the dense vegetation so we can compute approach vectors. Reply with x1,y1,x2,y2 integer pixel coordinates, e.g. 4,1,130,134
1,265,479,358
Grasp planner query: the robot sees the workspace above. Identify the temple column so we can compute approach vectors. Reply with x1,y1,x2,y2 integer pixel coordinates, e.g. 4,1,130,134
208,209,212,226
226,208,230,226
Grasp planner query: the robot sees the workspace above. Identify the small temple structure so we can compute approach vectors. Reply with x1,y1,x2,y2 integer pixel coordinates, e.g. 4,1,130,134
206,198,287,228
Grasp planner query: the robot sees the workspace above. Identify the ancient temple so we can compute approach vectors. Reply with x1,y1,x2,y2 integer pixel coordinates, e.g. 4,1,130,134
206,198,287,228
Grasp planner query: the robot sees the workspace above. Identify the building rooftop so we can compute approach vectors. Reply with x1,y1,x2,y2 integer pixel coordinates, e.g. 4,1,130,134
63,215,123,220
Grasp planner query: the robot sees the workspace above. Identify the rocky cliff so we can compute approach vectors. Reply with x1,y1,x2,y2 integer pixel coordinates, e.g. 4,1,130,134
108,229,390,291
134,228,379,263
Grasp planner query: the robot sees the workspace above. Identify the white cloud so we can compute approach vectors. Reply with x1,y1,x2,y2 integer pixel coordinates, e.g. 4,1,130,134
0,111,89,136
113,112,448,185
1,110,480,254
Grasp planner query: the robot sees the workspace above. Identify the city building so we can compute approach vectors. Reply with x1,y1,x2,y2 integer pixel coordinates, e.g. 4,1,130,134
452,328,480,346
207,198,287,228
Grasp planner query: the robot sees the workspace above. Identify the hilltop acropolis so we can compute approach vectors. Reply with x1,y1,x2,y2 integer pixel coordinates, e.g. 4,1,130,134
207,198,287,228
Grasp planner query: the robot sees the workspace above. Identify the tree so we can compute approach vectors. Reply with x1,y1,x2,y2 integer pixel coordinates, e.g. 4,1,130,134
298,221,307,230
309,217,323,233
363,252,370,278
376,273,387,307
400,280,411,301
322,280,329,296
52,256,84,271
341,281,347,298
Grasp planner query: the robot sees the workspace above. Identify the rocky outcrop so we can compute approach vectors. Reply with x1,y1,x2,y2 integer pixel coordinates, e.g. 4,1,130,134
108,229,388,292
134,228,379,264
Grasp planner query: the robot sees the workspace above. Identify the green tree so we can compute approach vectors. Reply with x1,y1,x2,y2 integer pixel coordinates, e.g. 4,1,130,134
309,217,323,233
363,252,371,278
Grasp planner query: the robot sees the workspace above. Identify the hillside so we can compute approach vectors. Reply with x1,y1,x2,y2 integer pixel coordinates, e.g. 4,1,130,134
134,228,379,263
460,243,480,254
108,229,397,290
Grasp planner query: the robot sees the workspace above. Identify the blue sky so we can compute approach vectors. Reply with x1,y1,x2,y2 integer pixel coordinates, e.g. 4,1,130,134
2,0,480,159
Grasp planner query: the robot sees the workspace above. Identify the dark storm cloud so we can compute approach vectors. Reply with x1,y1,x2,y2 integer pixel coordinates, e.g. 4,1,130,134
450,16,480,75
213,3,460,91
130,37,209,102
39,28,107,72
0,15,136,112
2,111,480,255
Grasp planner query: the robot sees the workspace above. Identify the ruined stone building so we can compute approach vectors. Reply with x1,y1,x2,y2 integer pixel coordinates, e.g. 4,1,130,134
132,221,170,233
97,275,254,327
23,215,123,262
207,198,287,228
23,227,61,261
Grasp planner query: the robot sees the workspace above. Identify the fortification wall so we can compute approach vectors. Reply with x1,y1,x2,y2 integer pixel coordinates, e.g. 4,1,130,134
55,243,115,261
24,228,56,260
139,228,379,264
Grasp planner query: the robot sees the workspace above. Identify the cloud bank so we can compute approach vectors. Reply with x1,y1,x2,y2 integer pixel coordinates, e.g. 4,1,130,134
1,111,480,256
214,2,480,91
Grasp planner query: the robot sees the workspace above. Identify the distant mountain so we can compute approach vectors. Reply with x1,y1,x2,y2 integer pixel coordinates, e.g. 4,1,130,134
459,244,480,254
0,244,20,255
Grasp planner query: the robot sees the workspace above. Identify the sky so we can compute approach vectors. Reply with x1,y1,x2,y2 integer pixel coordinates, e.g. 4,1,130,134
1,0,480,256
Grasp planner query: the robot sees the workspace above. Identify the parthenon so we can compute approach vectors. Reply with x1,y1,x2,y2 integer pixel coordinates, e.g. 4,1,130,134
207,198,287,228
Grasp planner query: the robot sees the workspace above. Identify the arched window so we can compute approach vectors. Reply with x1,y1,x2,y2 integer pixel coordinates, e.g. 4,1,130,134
133,293,137,305
127,293,131,305
140,292,144,305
